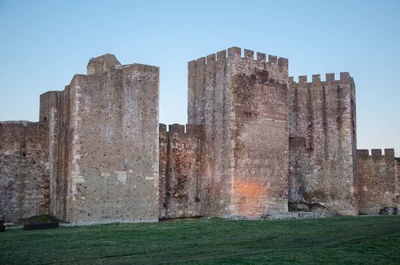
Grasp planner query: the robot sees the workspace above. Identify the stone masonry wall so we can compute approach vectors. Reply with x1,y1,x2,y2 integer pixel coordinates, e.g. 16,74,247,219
357,149,397,214
289,73,357,215
0,121,50,222
159,123,204,219
188,47,289,217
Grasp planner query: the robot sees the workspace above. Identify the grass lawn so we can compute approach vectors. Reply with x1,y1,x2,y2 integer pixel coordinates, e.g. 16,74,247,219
1,216,399,264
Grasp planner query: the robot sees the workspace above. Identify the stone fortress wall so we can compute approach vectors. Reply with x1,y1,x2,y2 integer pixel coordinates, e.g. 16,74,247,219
357,149,398,214
0,122,50,222
159,124,204,219
288,73,358,215
0,47,398,223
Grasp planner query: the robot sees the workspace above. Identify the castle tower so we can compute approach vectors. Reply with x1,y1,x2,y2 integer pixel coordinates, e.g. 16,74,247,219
40,54,160,224
288,73,358,215
188,47,289,217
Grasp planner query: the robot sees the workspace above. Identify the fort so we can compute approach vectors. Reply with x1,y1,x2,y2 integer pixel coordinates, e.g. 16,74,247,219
1,48,399,224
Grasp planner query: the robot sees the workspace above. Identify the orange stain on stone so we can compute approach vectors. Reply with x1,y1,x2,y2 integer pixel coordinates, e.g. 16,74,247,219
233,180,266,197
232,180,269,217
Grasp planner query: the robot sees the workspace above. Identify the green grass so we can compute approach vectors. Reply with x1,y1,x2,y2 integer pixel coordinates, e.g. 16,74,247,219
1,216,399,264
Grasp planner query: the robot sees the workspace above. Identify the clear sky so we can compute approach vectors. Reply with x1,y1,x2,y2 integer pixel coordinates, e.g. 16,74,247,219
0,0,399,155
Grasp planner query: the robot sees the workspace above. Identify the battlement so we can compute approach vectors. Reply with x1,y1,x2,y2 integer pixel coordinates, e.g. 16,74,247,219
159,123,204,138
357,149,395,159
188,47,288,72
289,72,352,85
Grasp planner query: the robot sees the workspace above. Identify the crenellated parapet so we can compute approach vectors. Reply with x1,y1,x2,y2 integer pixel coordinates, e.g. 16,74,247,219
357,149,395,160
289,72,353,87
188,47,288,74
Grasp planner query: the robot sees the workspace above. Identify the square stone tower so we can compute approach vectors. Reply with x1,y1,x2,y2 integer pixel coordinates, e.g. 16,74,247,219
188,47,289,217
40,54,160,224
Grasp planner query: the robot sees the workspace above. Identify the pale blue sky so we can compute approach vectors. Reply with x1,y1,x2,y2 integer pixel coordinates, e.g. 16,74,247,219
0,0,399,155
